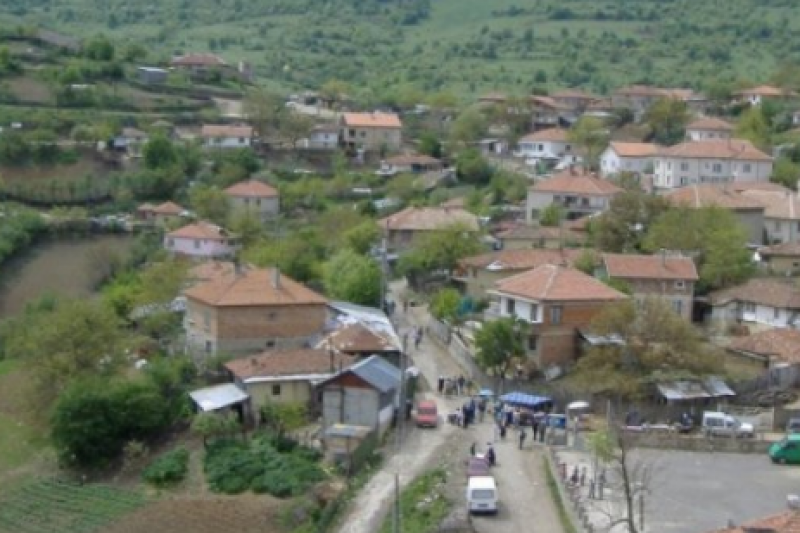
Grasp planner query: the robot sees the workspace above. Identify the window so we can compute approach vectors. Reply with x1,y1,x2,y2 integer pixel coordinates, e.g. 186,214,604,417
203,311,210,327
167,238,174,247
271,384,281,396
194,240,200,249
565,144,572,152
529,304,539,322
680,162,689,171
775,307,780,320
712,163,722,173
360,131,366,138
550,306,563,325
743,164,752,173
268,312,278,321
674,280,686,290
537,144,543,151
349,129,356,137
506,299,516,315
205,341,212,353
256,198,262,206
528,335,539,351
743,302,756,313
776,221,782,232
239,137,245,143
266,340,276,348
673,300,683,315
244,198,250,205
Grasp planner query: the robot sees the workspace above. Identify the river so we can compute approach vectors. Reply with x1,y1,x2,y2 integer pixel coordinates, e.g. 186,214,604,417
0,235,135,318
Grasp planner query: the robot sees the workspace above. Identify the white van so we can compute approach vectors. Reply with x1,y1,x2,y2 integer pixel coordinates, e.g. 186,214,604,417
466,476,498,514
702,411,755,438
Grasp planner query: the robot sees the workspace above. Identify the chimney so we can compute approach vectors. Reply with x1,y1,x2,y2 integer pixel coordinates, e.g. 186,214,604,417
272,267,281,289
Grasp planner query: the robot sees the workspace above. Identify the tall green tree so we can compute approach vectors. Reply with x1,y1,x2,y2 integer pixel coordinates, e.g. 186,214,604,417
449,108,487,146
735,106,771,149
592,190,669,252
143,134,177,170
399,223,483,278
189,185,230,225
643,98,690,145
771,157,800,189
430,288,461,322
475,317,529,383
568,116,609,170
323,249,382,306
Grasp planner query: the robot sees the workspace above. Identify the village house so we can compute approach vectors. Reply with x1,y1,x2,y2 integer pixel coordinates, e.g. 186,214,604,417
685,117,734,141
727,328,800,370
341,112,402,152
379,154,443,176
321,301,402,366
165,221,240,259
652,139,773,190
516,128,580,165
664,185,766,245
526,167,622,223
136,201,186,227
224,179,280,222
488,264,627,366
708,278,800,331
169,53,254,82
299,124,339,150
112,127,148,158
602,252,699,321
378,206,480,250
137,67,168,85
733,85,797,106
612,86,685,119
599,141,659,178
224,349,357,415
183,266,328,356
454,248,582,300
550,89,598,112
319,355,401,438
758,242,800,274
201,124,254,149
755,194,800,245
494,223,587,251
530,95,575,128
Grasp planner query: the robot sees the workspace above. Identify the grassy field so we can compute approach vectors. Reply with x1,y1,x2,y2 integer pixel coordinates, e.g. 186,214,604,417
2,0,795,98
0,360,48,481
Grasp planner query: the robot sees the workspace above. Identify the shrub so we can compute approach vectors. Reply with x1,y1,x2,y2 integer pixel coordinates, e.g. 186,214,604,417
142,446,189,487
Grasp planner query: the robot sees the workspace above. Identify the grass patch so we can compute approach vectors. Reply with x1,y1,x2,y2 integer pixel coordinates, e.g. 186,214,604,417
378,468,451,533
0,360,48,475
0,479,147,533
543,457,578,533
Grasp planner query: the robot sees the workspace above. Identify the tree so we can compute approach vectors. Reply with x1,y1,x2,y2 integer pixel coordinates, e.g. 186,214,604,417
419,132,443,158
259,402,307,438
539,202,565,227
456,148,494,185
771,157,800,189
569,116,609,170
430,288,461,322
228,210,265,247
243,88,282,138
592,190,669,253
319,79,351,104
189,185,230,225
84,35,115,61
574,249,598,275
278,111,313,146
143,134,177,170
343,220,381,255
735,106,771,149
399,223,483,279
243,233,323,283
475,317,528,388
134,259,190,307
575,298,719,398
323,249,382,306
643,98,690,145
449,108,487,146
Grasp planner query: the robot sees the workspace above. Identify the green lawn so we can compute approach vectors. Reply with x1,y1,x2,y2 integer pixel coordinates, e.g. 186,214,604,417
0,360,48,478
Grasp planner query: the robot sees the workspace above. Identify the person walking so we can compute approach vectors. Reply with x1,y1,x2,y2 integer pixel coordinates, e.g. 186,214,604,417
457,375,465,396
532,417,540,442
437,375,445,394
539,416,548,443
519,427,527,450
470,442,477,456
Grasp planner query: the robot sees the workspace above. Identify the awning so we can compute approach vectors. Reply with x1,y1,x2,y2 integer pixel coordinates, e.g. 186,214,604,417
499,391,552,409
189,383,249,412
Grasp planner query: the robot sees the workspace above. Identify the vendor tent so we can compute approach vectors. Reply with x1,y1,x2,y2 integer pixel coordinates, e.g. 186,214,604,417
499,391,551,409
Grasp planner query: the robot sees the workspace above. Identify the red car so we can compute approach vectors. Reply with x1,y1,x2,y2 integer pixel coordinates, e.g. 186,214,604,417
415,400,439,428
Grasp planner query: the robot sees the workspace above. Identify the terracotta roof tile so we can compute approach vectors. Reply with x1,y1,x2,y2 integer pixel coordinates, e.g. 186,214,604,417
324,323,398,354
519,128,569,142
686,117,734,131
530,95,572,110
460,248,582,271
735,85,796,97
201,124,253,138
608,141,660,157
706,510,800,533
494,264,627,302
184,267,327,307
732,182,791,194
709,278,800,309
168,222,233,241
757,194,800,220
603,253,698,281
151,201,185,215
378,207,479,232
727,329,800,365
224,179,279,198
342,112,402,128
658,139,772,161
225,349,357,381
495,224,587,243
188,260,238,282
551,89,597,100
665,185,765,210
531,168,622,196
759,242,800,258
171,53,227,67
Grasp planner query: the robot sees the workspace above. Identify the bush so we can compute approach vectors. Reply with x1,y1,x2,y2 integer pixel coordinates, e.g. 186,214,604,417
142,446,189,487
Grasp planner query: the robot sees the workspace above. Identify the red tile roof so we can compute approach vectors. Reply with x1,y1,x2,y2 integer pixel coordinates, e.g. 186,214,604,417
758,194,800,220
342,112,402,128
171,53,227,67
460,248,582,271
735,85,796,98
551,89,597,100
603,253,698,281
324,323,398,354
495,224,587,243
531,168,622,196
727,329,800,365
168,222,233,241
665,185,765,210
519,128,569,142
184,267,327,307
151,201,185,215
709,278,800,309
608,141,660,158
658,139,772,161
686,117,734,131
378,207,479,232
759,242,800,258
225,349,357,380
707,510,800,533
224,180,279,198
201,124,253,138
494,264,627,302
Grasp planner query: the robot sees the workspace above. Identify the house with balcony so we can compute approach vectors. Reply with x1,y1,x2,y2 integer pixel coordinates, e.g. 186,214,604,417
685,117,733,141
708,278,800,331
733,85,797,106
341,112,402,152
516,128,580,166
224,179,280,222
201,124,254,149
529,96,576,128
526,167,622,223
612,86,706,120
165,221,240,259
183,266,328,356
378,206,479,251
602,253,698,321
488,264,627,366
652,139,773,190
599,141,659,178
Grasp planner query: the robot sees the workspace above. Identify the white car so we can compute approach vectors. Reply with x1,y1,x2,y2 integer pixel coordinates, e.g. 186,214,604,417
702,411,754,438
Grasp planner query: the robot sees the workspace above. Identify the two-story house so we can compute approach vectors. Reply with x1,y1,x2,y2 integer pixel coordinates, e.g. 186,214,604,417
137,201,186,227
612,86,707,120
530,96,575,128
516,128,579,164
526,167,622,223
757,242,800,274
602,253,698,321
183,266,328,356
201,124,254,149
165,221,240,259
754,193,800,245
454,248,582,299
300,124,339,150
727,328,800,369
489,264,627,366
224,179,280,222
733,85,797,106
599,142,659,177
550,89,598,112
709,278,800,331
664,185,766,245
685,117,733,141
378,206,479,251
341,112,402,152
652,139,773,190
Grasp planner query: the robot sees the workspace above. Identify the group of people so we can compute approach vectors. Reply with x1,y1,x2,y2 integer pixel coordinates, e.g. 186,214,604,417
437,374,472,397
493,403,551,449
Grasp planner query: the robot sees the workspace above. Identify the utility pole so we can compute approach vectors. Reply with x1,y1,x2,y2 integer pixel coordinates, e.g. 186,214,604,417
393,333,408,533
380,235,388,313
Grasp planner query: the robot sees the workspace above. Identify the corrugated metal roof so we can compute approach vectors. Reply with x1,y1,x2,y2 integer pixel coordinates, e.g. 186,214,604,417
324,424,372,438
189,383,249,412
350,355,400,393
656,377,734,401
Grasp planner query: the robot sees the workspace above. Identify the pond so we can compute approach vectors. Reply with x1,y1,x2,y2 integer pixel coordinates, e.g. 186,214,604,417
0,234,135,318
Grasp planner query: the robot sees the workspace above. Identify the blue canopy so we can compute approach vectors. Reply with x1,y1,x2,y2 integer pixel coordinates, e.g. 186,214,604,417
499,391,552,409
478,389,494,397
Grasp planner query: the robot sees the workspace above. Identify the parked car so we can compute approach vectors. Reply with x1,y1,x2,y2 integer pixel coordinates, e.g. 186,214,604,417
702,411,754,438
786,417,800,434
414,400,438,428
770,434,800,464
466,476,498,515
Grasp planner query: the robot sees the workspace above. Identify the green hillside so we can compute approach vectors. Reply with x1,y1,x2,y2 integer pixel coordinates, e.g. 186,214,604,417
2,0,799,98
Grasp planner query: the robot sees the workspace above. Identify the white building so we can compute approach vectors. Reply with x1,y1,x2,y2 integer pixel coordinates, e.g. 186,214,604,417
516,128,579,164
685,117,733,141
599,142,659,177
709,278,800,330
526,166,622,222
652,139,773,190
201,124,254,149
223,179,280,222
300,125,339,150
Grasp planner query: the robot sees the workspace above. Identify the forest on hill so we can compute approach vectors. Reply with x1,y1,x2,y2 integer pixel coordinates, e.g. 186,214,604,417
3,0,800,98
